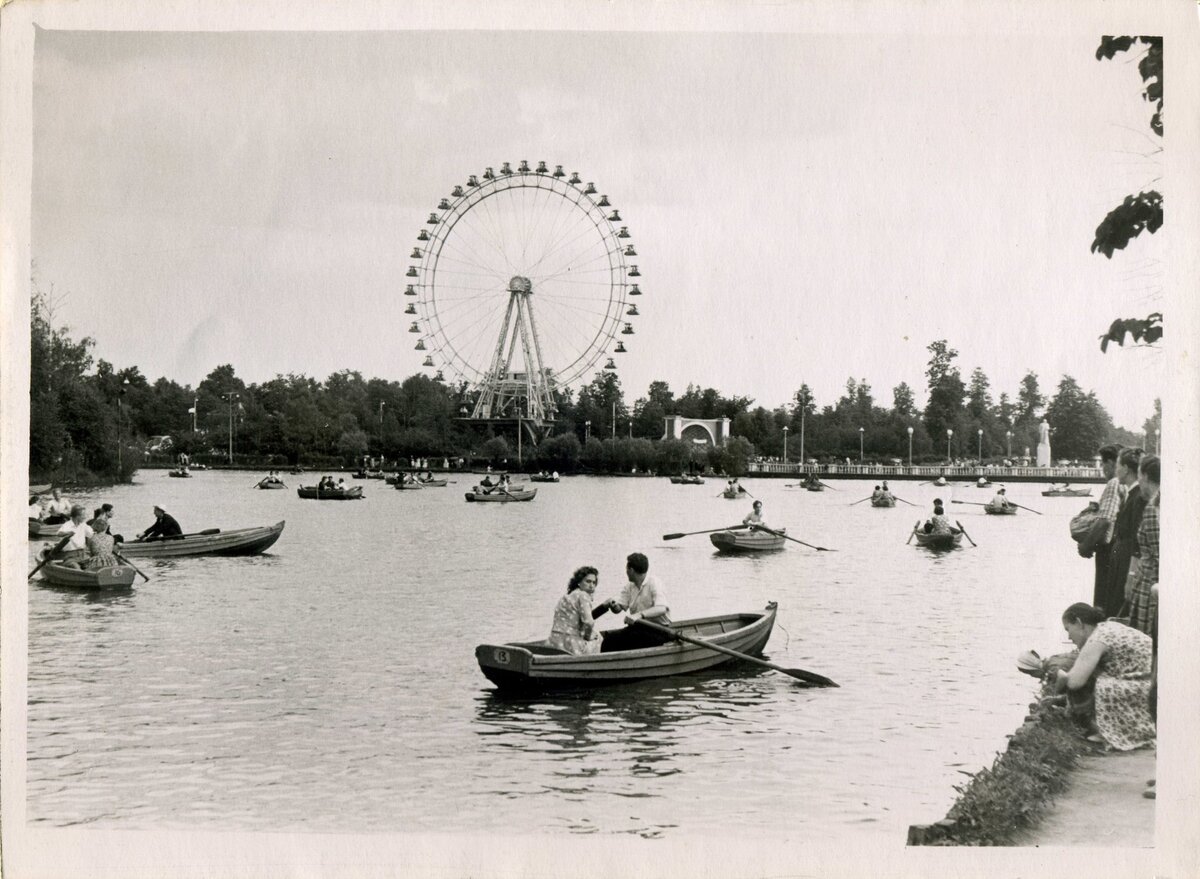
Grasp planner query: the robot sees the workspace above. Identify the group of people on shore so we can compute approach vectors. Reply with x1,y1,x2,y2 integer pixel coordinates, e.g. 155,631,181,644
1035,445,1160,782
43,503,183,570
547,553,671,655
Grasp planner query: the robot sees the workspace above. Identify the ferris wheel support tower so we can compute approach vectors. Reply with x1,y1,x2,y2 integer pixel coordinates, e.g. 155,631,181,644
472,275,557,424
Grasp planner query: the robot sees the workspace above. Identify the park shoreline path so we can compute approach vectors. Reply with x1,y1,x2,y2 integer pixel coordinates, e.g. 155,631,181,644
1012,747,1155,847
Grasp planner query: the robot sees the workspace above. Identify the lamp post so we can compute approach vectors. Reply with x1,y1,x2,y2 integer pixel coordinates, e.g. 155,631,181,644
585,420,591,442
612,401,616,440
906,426,913,468
858,426,864,463
782,425,789,466
223,392,239,464
192,396,198,432
946,428,953,462
977,428,983,464
800,405,806,468
1006,430,1012,459
379,401,386,448
117,379,129,475
1155,429,1160,455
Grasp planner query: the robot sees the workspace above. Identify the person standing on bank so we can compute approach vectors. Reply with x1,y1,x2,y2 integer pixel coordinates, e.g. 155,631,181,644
1126,455,1160,636
1079,444,1123,607
1105,447,1147,617
136,505,183,541
600,553,672,652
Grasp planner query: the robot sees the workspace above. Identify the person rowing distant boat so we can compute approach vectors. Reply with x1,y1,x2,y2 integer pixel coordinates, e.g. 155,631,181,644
743,500,768,531
44,488,72,523
923,499,957,535
990,487,1013,510
871,485,883,501
28,494,44,520
136,505,183,542
881,481,894,502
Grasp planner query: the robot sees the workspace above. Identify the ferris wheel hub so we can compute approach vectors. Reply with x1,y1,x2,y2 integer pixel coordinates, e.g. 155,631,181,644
507,276,533,295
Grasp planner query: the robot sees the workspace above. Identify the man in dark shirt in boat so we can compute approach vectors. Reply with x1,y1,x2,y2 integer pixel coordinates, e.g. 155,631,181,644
600,553,673,652
136,505,183,541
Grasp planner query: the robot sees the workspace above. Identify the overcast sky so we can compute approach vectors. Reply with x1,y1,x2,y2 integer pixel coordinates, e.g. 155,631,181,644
32,26,1165,430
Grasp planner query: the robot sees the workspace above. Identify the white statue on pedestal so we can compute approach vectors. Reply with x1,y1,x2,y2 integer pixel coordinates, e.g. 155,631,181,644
1036,419,1051,467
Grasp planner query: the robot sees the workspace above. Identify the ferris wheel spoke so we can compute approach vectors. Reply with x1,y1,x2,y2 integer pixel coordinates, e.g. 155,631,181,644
533,253,617,286
530,218,610,282
526,194,597,275
443,211,515,280
429,245,512,282
432,296,510,373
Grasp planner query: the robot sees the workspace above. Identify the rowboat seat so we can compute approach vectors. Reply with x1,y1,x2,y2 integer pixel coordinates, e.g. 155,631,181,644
515,642,571,656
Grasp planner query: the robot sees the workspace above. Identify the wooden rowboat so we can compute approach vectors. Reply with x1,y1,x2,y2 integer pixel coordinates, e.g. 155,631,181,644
913,529,963,549
465,486,537,502
29,483,52,495
28,518,64,538
870,496,896,507
418,478,448,487
168,469,192,478
669,475,704,485
710,529,786,553
721,488,742,499
476,602,778,691
805,483,824,492
529,473,560,483
117,521,285,558
984,503,1018,515
40,561,136,589
395,480,424,490
297,485,363,500
1042,488,1093,498
256,478,287,489
365,471,386,480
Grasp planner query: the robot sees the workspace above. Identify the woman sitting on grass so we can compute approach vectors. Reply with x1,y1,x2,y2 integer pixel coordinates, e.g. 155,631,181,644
1054,602,1155,751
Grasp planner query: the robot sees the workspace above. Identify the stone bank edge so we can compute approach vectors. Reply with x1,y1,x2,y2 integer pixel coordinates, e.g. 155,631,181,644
907,685,1087,846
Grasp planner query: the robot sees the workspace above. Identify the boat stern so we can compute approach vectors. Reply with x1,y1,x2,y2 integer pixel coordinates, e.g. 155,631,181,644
475,643,536,688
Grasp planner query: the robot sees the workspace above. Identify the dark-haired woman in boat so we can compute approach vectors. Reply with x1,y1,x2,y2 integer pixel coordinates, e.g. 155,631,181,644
548,566,615,655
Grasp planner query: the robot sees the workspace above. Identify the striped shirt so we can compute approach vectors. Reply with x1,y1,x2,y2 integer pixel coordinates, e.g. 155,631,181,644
1096,476,1123,544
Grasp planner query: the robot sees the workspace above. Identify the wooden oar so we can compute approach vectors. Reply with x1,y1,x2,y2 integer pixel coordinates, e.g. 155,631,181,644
631,617,838,687
28,533,73,579
739,486,756,500
849,496,873,506
751,524,836,552
1010,502,1042,516
818,480,840,490
950,500,986,507
955,520,978,547
112,549,151,582
662,524,749,541
906,520,921,544
893,495,918,507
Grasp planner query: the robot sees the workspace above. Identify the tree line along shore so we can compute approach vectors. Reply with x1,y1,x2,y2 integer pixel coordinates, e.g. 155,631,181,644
31,291,1159,485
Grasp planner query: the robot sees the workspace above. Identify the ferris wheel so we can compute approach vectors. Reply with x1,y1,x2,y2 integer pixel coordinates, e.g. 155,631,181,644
405,161,640,427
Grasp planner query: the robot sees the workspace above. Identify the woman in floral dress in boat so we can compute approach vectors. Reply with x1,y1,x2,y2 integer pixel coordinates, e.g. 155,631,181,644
548,566,616,655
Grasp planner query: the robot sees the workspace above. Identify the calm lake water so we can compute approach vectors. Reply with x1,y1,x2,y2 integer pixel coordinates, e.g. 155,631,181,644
26,471,1094,840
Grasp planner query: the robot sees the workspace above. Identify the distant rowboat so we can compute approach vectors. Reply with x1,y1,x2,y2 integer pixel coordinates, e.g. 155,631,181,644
871,496,896,507
984,503,1018,515
913,529,963,549
475,602,778,691
669,475,705,485
168,469,192,478
465,486,537,502
28,518,64,538
709,529,786,553
1042,488,1092,498
116,521,285,558
40,561,136,589
298,485,363,500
